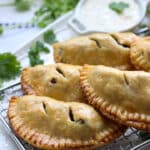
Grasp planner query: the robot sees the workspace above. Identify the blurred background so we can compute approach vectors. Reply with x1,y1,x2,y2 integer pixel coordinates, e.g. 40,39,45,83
0,0,149,52
0,0,79,51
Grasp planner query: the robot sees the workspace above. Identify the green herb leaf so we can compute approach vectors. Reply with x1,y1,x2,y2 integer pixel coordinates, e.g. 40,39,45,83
28,41,50,66
0,0,33,12
109,2,129,14
0,91,4,101
138,131,150,141
147,4,150,15
43,30,57,44
0,95,3,101
33,0,79,28
0,53,21,83
139,24,147,29
0,26,3,35
15,0,31,12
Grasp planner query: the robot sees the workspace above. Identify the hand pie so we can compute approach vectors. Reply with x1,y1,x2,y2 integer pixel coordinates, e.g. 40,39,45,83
130,37,150,71
21,63,86,103
111,32,138,47
8,96,125,150
53,32,138,70
80,65,150,130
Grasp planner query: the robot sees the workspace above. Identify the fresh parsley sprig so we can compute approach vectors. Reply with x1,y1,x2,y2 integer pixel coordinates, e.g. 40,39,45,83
0,0,33,12
0,26,4,35
43,30,57,44
0,53,21,87
0,0,78,28
147,4,150,15
33,0,79,28
109,2,129,14
15,0,33,11
28,41,50,66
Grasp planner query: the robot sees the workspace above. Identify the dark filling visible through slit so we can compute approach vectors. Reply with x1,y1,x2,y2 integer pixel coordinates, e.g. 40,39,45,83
110,35,130,48
42,102,47,114
69,107,74,121
141,51,144,57
56,67,65,77
90,38,102,48
50,78,57,84
69,107,85,124
123,73,129,85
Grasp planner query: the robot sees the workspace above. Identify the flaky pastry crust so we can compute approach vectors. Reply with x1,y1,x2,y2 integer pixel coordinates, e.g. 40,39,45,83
21,63,86,103
53,33,138,70
130,37,150,71
80,65,150,130
8,96,125,150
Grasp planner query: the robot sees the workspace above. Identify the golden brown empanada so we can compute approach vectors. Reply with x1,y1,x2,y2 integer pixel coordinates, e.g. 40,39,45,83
21,63,85,103
130,37,150,71
8,96,125,150
53,33,138,70
80,65,150,130
111,32,138,47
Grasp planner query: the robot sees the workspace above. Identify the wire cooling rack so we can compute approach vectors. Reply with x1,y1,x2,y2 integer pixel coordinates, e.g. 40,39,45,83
0,10,150,150
0,82,150,150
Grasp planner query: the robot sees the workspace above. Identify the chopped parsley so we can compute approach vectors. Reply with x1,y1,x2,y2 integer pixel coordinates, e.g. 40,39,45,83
28,41,50,66
43,30,57,44
33,0,79,28
0,53,21,86
109,2,129,14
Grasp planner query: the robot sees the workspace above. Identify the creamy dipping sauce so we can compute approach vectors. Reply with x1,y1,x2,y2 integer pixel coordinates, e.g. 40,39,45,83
78,0,140,32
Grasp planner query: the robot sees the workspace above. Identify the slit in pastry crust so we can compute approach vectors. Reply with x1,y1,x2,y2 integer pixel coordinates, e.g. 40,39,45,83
8,95,126,150
80,65,150,130
53,33,137,70
21,63,86,103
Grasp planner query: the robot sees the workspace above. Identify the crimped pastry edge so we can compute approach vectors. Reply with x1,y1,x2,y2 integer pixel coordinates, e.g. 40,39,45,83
80,64,150,131
130,45,150,71
53,44,63,63
8,96,125,150
21,68,37,95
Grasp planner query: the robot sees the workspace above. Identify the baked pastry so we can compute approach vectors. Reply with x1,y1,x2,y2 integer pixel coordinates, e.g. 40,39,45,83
80,65,150,130
21,63,85,103
53,32,138,70
8,96,125,150
111,32,138,47
130,37,150,71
